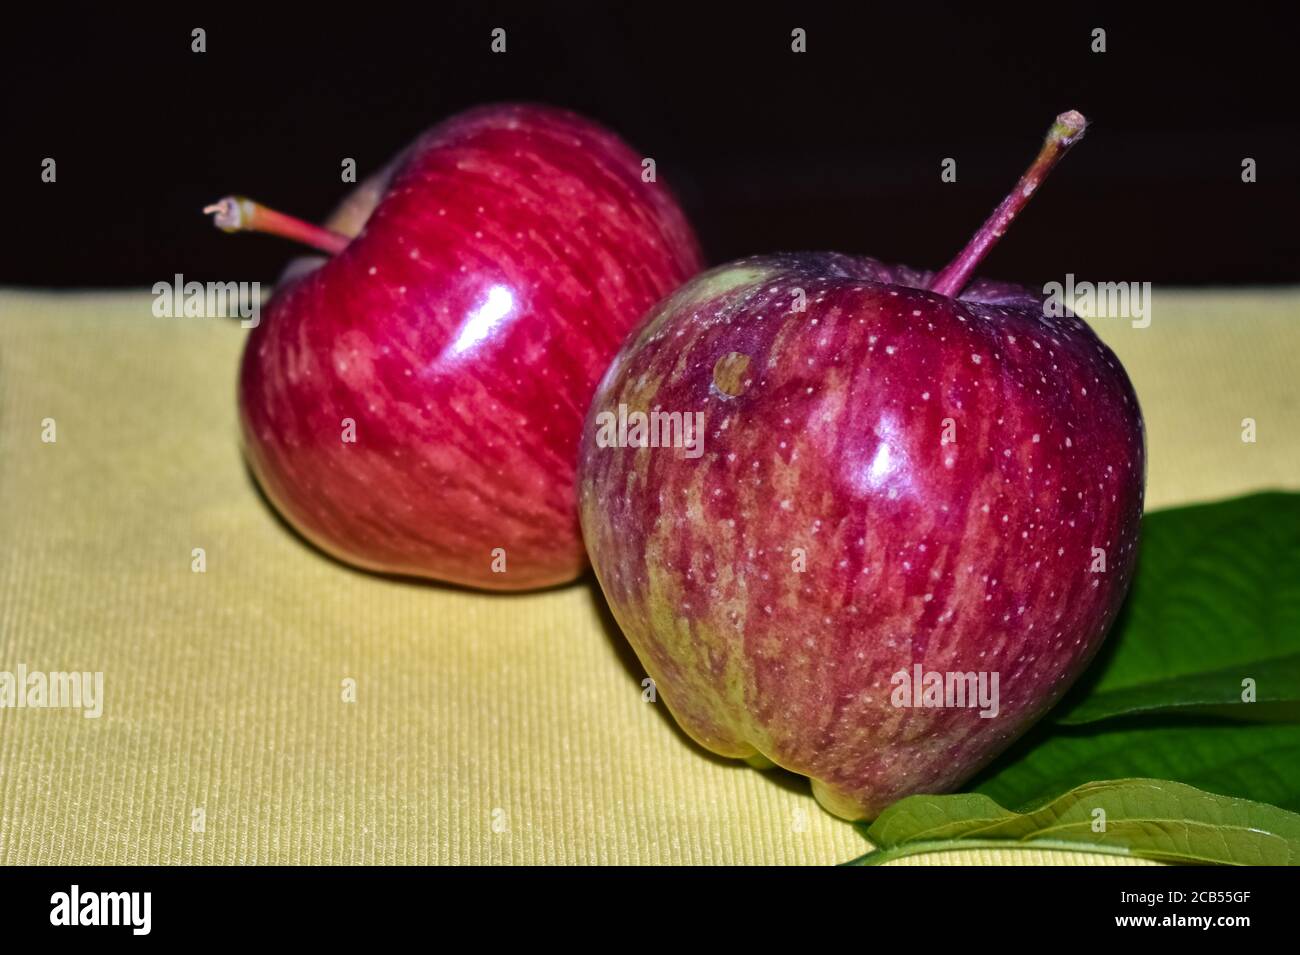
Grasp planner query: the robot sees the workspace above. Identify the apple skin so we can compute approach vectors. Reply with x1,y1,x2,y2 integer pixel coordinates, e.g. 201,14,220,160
239,104,703,590
578,253,1145,819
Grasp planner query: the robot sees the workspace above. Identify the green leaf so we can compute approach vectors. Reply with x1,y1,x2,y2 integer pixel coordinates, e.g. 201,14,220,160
1060,656,1300,724
1052,492,1300,725
846,778,1300,865
972,713,1300,813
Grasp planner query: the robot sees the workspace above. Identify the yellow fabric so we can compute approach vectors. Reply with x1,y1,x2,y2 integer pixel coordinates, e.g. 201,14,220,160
0,287,1296,865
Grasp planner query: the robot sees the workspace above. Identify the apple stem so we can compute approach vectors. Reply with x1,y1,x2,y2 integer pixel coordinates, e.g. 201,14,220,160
929,110,1088,299
203,196,351,256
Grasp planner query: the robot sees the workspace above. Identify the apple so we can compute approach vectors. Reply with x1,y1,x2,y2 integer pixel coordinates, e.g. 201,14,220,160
207,103,703,590
578,111,1146,819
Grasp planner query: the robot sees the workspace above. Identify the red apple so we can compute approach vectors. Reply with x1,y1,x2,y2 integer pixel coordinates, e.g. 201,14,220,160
209,104,703,590
578,112,1146,819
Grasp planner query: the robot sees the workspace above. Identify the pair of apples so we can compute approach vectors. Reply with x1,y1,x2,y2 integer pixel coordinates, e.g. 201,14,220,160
212,104,1144,820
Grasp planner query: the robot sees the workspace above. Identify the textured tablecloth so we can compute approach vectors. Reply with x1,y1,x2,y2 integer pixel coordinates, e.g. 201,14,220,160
1,287,1296,865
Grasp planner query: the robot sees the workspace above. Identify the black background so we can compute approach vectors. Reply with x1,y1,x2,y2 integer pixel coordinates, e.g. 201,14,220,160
0,864,1283,940
3,2,1296,288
